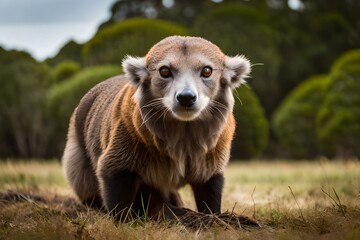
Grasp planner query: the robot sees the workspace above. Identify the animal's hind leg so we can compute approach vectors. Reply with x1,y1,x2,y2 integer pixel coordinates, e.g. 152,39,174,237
62,115,102,208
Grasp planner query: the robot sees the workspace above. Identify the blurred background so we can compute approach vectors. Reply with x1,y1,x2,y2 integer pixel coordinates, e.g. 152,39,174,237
0,0,359,161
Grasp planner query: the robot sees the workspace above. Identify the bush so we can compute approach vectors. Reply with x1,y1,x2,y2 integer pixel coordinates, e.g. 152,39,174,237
272,75,329,158
277,11,358,98
232,85,268,159
52,61,80,83
45,40,83,67
273,48,360,159
192,4,281,115
47,65,122,156
0,47,51,158
83,18,189,66
316,49,360,157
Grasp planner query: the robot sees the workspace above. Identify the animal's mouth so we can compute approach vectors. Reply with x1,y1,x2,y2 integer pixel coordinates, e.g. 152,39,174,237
171,106,201,121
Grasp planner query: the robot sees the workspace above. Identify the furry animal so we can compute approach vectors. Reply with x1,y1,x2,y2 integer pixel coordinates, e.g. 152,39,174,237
62,36,250,221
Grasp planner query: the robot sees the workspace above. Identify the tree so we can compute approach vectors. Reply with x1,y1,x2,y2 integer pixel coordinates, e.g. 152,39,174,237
316,49,360,158
47,65,121,157
45,40,83,67
273,49,360,159
52,61,80,83
272,75,329,158
276,10,359,103
83,18,189,66
0,48,51,158
99,0,220,28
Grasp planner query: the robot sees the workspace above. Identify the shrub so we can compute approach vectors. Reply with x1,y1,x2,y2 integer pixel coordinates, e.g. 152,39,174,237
52,61,80,83
272,75,329,158
277,11,358,97
273,48,360,159
316,49,360,157
47,65,121,156
83,18,189,66
45,40,83,67
0,47,51,158
232,85,268,159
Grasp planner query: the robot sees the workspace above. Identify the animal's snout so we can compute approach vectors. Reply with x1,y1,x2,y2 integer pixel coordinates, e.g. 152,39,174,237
176,89,197,107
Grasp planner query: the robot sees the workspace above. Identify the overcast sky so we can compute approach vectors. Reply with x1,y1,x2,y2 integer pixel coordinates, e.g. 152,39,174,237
0,0,116,61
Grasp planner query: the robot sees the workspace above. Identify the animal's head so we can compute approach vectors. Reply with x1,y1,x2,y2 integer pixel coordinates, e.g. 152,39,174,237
122,36,250,122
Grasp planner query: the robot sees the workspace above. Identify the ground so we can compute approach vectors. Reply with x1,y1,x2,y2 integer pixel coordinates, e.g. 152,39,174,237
0,159,359,239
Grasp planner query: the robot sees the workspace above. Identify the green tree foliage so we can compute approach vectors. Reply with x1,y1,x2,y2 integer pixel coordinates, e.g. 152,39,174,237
232,85,268,159
273,49,360,158
47,65,121,156
300,0,360,33
272,75,329,158
52,61,80,82
3,1,360,159
45,40,83,67
192,4,281,116
277,11,359,102
316,49,360,158
0,47,51,158
52,61,80,83
99,0,221,28
83,18,189,66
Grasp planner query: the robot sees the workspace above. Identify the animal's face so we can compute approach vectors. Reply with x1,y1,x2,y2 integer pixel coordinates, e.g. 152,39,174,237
122,36,250,122
145,42,227,121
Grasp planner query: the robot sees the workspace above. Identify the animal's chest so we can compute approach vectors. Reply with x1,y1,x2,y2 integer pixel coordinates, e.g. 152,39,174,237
139,124,221,191
140,148,212,192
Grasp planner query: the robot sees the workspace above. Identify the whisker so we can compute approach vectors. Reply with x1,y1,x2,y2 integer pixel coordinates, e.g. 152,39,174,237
161,108,170,133
211,108,226,122
140,103,167,128
211,100,228,110
208,105,227,122
140,109,159,127
141,98,164,109
154,106,168,123
233,88,242,104
140,109,154,127
250,63,264,67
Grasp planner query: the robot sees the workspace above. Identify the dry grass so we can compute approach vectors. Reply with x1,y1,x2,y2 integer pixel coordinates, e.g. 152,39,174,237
0,159,359,239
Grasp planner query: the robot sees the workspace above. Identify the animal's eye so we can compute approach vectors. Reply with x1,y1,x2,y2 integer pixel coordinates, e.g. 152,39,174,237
201,66,212,78
159,66,172,78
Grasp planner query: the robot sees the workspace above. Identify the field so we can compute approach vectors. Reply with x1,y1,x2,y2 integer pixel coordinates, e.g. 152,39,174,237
0,159,359,240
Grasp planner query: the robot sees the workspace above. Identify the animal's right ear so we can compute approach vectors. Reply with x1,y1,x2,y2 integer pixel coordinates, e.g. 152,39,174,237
122,56,148,85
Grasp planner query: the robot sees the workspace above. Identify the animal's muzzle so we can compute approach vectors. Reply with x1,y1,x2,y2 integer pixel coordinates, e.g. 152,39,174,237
176,89,197,107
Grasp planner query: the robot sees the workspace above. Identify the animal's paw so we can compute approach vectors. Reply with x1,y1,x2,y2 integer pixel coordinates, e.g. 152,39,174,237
177,210,260,230
177,210,223,229
216,211,260,229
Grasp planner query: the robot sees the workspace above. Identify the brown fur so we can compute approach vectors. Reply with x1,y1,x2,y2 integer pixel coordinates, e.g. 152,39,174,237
62,36,250,220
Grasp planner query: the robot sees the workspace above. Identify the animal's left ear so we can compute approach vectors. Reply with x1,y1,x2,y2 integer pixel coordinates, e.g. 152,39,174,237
122,55,148,85
223,55,251,88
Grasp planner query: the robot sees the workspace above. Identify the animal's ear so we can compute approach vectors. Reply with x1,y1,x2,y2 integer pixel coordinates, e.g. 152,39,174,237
122,55,148,85
224,55,251,88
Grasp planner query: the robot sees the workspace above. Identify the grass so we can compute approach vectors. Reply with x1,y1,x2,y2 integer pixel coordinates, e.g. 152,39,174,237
0,159,359,239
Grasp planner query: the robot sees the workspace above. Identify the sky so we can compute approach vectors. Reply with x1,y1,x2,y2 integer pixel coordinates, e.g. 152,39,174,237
0,0,304,61
0,0,116,61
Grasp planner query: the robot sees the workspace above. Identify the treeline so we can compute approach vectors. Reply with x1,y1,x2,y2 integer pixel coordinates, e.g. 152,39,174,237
0,0,359,160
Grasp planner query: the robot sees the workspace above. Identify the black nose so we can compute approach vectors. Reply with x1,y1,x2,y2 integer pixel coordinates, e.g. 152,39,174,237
176,89,197,107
